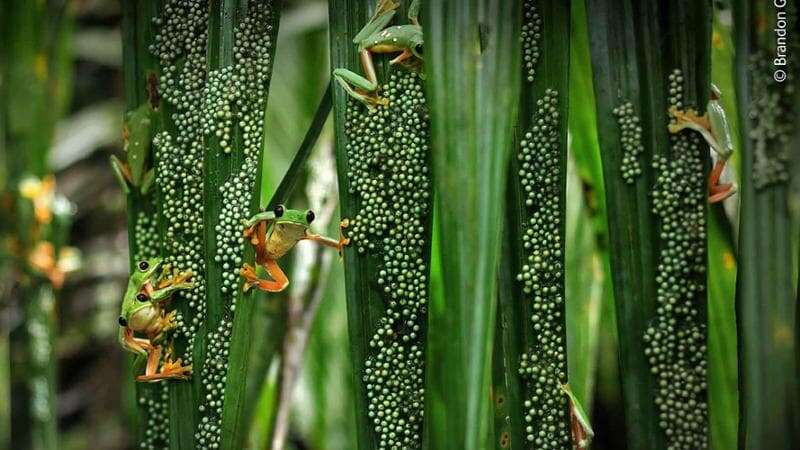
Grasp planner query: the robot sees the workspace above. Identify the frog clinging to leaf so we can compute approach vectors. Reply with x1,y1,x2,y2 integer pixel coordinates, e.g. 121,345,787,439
240,204,350,293
118,257,194,382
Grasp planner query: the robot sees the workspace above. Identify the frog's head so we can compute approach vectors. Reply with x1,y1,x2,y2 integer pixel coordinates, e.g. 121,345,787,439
118,257,163,326
131,258,163,285
272,204,315,229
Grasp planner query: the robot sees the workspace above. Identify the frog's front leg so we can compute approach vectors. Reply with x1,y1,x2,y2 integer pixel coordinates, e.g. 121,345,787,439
110,155,133,195
668,106,725,156
147,271,195,303
244,219,271,264
240,259,289,293
303,219,352,256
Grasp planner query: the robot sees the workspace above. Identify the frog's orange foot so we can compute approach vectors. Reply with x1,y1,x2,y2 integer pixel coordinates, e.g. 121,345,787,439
338,219,352,256
668,105,710,133
170,269,193,286
137,358,192,383
162,310,178,330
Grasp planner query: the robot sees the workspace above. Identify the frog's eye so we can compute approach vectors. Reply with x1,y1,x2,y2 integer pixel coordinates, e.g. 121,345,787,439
306,210,315,223
118,316,128,327
136,293,149,302
138,261,149,271
273,204,285,218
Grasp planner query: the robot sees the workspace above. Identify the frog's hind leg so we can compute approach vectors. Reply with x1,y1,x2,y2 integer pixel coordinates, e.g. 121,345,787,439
333,68,386,108
240,259,289,293
707,159,736,203
136,345,162,382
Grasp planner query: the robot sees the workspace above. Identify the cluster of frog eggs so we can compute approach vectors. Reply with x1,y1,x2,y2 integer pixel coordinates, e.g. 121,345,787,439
133,199,159,262
195,319,233,449
344,70,430,450
151,0,209,356
643,69,708,450
613,101,644,184
748,52,794,189
521,0,542,83
138,386,169,450
514,89,571,448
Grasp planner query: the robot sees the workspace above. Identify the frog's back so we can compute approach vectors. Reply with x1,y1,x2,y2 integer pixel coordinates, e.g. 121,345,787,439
366,24,422,52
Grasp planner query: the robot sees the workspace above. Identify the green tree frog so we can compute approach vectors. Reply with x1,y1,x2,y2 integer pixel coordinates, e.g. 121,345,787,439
111,103,158,196
561,383,594,449
240,205,350,293
333,0,423,108
668,84,736,203
118,257,194,382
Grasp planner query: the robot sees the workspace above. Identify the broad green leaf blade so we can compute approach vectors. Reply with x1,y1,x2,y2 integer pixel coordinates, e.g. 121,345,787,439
210,3,282,449
423,1,520,449
326,2,378,447
493,1,573,449
732,2,799,449
585,1,713,449
329,2,434,449
145,1,282,449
